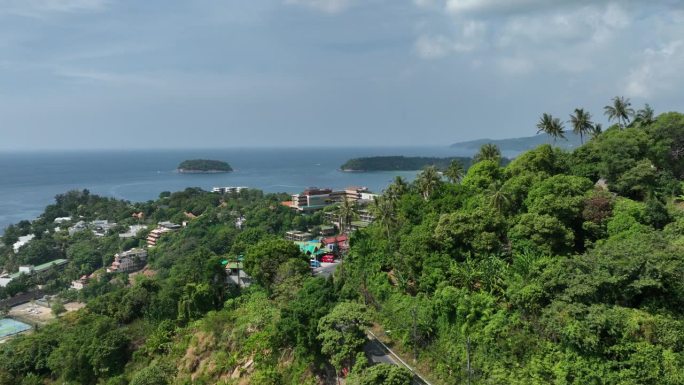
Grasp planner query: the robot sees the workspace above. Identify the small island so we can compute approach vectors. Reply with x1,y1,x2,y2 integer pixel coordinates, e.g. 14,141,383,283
340,156,472,172
177,159,233,173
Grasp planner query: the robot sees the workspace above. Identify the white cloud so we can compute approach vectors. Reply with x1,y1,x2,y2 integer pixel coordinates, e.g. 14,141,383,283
498,56,534,74
415,20,485,58
0,0,110,17
285,0,355,14
625,40,684,98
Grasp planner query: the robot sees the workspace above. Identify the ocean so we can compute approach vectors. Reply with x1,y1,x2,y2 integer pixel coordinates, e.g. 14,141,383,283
0,147,465,233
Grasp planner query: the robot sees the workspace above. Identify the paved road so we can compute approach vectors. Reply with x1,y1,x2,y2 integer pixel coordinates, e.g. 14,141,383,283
313,261,340,278
364,335,398,365
364,332,431,385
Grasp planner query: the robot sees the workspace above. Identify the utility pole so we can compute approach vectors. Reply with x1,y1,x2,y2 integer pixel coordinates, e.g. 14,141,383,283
466,335,472,385
411,305,418,362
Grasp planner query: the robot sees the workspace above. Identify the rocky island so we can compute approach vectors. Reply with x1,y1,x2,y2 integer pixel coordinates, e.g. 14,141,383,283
177,159,233,173
340,155,472,172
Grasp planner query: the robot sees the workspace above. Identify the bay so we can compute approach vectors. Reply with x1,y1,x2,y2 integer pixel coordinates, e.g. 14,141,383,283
0,146,466,232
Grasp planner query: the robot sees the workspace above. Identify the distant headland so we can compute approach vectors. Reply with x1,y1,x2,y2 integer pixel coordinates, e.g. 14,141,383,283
340,156,472,172
177,159,233,173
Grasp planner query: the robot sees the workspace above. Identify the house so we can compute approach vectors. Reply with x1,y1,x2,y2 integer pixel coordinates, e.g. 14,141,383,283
12,234,35,253
70,275,89,290
68,221,88,235
107,248,148,273
119,224,147,239
319,225,336,236
223,259,251,287
159,221,181,230
53,216,72,224
91,220,117,236
322,235,349,253
285,230,313,242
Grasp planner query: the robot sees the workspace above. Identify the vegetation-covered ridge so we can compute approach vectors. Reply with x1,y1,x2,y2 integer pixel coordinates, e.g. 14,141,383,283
177,159,232,173
2,98,684,385
340,155,473,171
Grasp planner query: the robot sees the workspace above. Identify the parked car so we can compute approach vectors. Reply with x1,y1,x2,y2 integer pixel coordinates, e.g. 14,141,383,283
321,254,335,263
310,260,321,268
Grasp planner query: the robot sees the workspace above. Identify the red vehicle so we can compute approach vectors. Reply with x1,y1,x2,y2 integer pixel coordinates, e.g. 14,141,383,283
321,254,335,263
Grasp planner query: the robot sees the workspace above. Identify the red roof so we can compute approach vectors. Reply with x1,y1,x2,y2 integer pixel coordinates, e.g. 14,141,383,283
322,235,348,245
281,201,294,207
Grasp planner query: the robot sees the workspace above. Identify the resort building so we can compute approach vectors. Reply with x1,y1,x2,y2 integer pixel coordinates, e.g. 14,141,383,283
146,222,181,246
212,186,248,194
107,248,148,274
291,188,334,211
0,259,69,287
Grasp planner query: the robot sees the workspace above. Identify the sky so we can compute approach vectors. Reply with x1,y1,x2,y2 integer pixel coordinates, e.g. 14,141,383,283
0,0,683,150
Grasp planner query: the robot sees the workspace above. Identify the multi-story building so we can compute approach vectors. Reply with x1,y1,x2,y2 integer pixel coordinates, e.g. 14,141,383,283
285,230,313,242
107,248,148,273
291,188,334,211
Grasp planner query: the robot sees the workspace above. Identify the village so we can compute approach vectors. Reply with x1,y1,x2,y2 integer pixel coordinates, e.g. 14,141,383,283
0,185,378,342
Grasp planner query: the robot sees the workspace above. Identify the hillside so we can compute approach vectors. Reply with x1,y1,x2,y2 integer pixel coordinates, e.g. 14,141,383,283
451,132,583,155
1,111,684,385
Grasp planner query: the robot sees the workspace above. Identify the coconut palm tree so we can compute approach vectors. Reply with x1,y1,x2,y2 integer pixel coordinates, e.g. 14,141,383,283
444,159,465,183
416,165,442,201
488,181,511,214
536,113,566,144
473,143,501,164
634,103,655,127
336,197,357,233
589,123,603,139
603,96,634,128
386,176,408,201
372,196,396,242
568,108,593,144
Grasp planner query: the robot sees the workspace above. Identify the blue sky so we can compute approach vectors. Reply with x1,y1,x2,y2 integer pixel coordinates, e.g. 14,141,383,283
1,0,683,150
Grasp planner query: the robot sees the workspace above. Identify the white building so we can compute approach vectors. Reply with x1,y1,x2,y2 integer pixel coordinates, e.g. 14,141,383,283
12,234,35,253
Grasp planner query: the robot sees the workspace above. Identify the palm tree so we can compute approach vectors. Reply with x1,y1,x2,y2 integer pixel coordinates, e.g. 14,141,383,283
444,159,465,183
385,176,409,204
473,143,501,164
603,96,634,128
372,196,396,242
416,165,442,201
536,113,566,144
336,197,357,233
634,103,655,127
589,123,603,139
488,181,511,214
568,108,593,144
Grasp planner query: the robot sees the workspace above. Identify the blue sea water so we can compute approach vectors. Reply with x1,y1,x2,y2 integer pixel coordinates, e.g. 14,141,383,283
0,147,464,233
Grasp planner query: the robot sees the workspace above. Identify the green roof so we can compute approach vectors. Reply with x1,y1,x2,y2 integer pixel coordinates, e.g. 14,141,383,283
225,262,243,269
34,259,68,272
351,221,370,228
